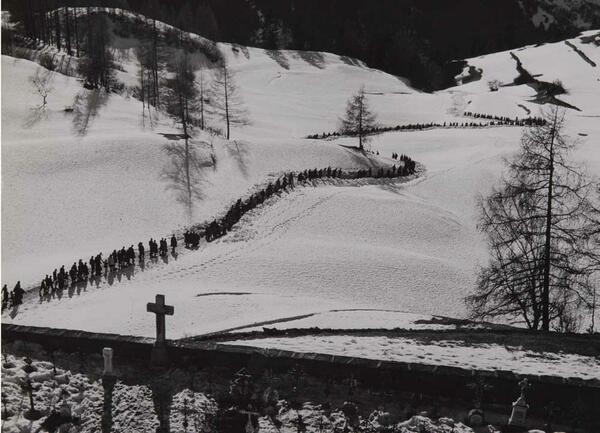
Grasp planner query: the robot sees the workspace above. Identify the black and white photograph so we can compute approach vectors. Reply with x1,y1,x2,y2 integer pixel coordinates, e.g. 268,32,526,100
1,1,599,432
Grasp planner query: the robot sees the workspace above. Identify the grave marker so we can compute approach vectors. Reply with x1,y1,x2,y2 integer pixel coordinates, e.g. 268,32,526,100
147,294,174,367
103,347,114,376
508,378,530,427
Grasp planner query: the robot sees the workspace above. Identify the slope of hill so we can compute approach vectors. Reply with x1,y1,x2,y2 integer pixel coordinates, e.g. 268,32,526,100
2,11,599,334
2,11,422,288
8,0,600,91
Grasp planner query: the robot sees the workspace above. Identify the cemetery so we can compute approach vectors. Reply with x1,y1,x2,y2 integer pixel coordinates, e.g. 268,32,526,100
1,292,598,432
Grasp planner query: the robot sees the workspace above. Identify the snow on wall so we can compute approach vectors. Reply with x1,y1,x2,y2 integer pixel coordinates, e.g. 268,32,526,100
223,335,600,381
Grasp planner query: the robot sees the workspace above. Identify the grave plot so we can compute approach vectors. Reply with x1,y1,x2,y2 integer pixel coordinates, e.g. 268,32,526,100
3,342,582,433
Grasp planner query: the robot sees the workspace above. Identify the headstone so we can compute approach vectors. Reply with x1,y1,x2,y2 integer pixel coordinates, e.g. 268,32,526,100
508,378,530,427
102,348,114,376
468,408,485,427
146,294,174,367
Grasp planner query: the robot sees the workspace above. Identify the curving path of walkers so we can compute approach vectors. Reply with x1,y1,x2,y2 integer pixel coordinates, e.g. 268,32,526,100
2,167,419,325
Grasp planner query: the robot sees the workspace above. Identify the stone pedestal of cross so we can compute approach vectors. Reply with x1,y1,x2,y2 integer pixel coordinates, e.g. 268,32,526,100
103,347,114,376
147,294,174,367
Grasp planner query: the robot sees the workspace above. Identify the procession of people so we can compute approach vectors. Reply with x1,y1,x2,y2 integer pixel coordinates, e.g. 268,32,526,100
1,160,416,311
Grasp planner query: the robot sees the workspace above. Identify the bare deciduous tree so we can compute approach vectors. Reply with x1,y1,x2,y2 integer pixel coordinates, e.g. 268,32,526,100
209,63,248,140
30,69,53,107
467,106,600,332
135,40,162,126
339,86,378,150
164,50,198,207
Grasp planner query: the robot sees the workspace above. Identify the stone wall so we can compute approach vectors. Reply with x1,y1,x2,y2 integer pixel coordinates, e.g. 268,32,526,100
3,323,599,424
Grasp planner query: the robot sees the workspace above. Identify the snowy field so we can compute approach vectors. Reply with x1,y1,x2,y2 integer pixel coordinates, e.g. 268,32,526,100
2,16,600,337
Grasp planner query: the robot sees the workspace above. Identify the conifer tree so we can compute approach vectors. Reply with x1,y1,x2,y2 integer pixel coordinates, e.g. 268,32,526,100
339,86,378,150
468,106,600,332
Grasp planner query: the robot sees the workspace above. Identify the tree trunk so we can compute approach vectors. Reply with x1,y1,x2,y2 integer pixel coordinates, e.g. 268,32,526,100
73,8,79,57
54,9,61,51
152,19,160,107
40,1,47,45
65,7,72,55
224,67,230,140
182,95,192,205
358,96,363,150
199,71,205,130
86,7,92,57
541,111,558,331
140,61,146,122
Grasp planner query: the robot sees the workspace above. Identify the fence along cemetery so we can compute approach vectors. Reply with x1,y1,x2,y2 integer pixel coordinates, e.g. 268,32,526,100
1,2,600,433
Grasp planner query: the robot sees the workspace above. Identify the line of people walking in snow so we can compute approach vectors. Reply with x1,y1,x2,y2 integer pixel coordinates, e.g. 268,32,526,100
1,235,179,311
1,160,416,311
187,160,416,246
307,115,546,140
462,112,545,126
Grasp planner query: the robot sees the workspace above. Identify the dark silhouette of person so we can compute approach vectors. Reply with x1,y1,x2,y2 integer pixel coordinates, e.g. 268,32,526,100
170,235,177,253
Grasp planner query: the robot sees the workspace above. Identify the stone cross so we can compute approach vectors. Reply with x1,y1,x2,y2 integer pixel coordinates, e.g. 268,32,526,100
102,347,114,376
22,378,41,421
147,294,174,367
518,377,529,398
147,294,174,344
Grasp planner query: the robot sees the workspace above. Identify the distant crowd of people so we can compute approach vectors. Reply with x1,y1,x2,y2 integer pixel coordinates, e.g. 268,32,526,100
462,112,546,126
306,114,546,140
1,160,417,310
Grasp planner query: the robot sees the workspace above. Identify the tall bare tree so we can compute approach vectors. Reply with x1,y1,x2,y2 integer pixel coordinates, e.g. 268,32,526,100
54,7,61,51
198,67,207,130
135,38,161,114
339,86,378,150
164,50,198,206
64,6,72,55
467,106,600,332
78,12,114,90
209,63,248,140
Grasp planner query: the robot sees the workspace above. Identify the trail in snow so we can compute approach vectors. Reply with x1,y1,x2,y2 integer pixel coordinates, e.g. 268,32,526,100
2,21,599,337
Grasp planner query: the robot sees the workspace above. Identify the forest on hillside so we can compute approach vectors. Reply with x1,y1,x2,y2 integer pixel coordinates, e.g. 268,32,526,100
3,0,581,90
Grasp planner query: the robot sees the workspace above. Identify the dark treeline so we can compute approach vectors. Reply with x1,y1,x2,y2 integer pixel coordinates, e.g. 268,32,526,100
1,159,416,310
308,115,547,140
2,4,119,90
3,0,581,91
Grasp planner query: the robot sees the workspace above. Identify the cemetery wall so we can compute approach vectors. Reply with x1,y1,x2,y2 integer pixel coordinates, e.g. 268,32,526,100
2,323,599,421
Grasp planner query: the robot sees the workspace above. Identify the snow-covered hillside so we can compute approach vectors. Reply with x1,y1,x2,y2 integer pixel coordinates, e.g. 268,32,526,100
2,12,600,336
1,50,401,287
